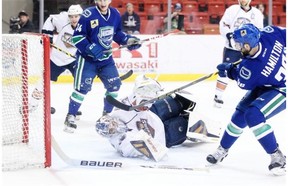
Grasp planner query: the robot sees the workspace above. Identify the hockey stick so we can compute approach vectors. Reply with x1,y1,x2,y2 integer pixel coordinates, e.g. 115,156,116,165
52,135,209,172
50,43,133,81
50,43,77,59
103,29,180,53
106,59,242,111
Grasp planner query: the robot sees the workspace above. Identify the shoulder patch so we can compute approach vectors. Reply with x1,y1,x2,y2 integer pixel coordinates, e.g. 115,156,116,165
90,19,98,28
239,66,251,80
83,9,92,18
263,26,274,33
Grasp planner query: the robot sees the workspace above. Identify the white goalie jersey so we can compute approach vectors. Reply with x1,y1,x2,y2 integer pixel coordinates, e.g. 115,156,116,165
108,102,166,159
220,4,263,49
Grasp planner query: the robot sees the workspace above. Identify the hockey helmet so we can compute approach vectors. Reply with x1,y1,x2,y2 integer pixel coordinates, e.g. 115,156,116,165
131,75,163,107
68,4,83,15
233,23,261,50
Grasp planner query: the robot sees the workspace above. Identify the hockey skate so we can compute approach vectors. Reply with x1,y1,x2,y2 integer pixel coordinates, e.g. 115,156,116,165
206,145,229,164
269,149,286,176
64,114,77,133
75,110,82,120
214,95,224,108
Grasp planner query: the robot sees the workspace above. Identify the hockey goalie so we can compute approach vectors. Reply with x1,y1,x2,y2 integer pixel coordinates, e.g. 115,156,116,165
95,75,221,161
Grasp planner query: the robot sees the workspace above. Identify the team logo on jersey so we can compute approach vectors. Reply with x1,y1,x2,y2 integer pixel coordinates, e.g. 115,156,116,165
61,32,74,47
136,118,155,137
234,17,250,28
90,19,98,28
98,26,114,49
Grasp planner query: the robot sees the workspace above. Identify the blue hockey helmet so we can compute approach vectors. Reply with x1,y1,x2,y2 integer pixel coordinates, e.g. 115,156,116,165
233,23,261,50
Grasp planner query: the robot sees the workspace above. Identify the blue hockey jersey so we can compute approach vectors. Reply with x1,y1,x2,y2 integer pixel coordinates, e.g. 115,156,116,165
72,5,129,61
231,26,286,90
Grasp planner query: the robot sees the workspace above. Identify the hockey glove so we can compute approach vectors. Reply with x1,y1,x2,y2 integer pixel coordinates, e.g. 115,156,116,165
217,63,234,79
126,36,142,51
85,43,103,61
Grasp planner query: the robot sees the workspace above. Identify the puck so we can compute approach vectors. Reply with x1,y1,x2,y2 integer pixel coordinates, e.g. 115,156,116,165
51,107,56,114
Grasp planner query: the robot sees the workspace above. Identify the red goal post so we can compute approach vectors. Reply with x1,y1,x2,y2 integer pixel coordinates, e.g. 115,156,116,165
2,33,51,171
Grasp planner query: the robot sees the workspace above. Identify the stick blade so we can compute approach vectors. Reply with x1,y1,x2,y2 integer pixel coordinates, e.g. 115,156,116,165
120,69,133,81
106,95,132,111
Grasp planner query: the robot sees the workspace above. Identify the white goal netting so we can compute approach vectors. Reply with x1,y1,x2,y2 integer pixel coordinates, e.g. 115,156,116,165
2,34,51,171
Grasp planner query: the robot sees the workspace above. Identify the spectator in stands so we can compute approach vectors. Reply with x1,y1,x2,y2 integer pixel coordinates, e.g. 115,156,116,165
256,3,268,27
163,3,185,33
121,3,141,34
18,10,34,33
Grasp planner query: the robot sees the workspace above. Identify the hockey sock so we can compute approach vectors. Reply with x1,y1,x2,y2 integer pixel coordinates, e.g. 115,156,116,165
68,90,85,115
215,76,229,100
251,123,277,154
220,121,244,149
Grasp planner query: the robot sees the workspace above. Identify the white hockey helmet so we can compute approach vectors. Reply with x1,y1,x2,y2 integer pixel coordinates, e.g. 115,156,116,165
68,4,83,15
130,75,163,107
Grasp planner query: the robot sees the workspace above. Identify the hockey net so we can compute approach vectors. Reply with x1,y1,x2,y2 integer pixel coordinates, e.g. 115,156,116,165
2,33,51,171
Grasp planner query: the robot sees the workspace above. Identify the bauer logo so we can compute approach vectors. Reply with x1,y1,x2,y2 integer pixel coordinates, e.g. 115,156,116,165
80,160,122,168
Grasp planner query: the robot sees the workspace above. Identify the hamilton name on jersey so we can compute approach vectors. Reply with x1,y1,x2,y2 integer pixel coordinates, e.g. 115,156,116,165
261,40,284,78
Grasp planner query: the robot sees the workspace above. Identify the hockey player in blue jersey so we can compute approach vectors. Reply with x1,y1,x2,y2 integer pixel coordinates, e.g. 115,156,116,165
64,0,142,133
206,23,286,176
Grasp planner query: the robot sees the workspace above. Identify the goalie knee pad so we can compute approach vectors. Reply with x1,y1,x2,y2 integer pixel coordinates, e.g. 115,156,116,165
163,116,188,148
150,96,182,121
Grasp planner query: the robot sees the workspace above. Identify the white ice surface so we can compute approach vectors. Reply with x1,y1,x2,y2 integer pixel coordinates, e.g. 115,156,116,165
2,80,287,186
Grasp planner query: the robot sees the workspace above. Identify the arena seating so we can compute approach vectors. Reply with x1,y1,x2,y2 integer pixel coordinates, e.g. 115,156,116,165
112,0,286,34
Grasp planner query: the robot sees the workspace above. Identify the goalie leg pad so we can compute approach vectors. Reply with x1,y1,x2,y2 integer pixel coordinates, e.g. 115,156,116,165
150,96,183,121
163,116,188,148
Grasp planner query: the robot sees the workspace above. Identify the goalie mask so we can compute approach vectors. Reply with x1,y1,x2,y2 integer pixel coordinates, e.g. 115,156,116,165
95,115,127,138
130,75,163,109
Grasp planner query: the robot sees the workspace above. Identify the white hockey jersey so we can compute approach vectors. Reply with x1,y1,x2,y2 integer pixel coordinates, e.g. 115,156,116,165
219,5,264,49
42,11,70,35
108,98,166,158
50,24,76,66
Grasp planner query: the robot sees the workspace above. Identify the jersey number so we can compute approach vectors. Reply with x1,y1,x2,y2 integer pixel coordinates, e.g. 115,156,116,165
75,24,82,32
275,49,286,82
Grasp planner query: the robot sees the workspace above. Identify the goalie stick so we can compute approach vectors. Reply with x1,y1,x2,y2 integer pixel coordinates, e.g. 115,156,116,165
106,60,242,111
103,29,180,53
52,135,209,172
